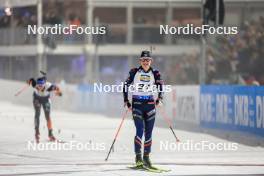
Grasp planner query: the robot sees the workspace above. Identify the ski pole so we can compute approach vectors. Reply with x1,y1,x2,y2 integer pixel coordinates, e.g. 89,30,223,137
159,105,180,142
105,109,129,161
14,84,30,97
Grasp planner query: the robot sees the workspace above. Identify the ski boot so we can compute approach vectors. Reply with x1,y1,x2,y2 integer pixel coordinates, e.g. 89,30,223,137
48,130,56,142
143,154,153,168
135,153,143,168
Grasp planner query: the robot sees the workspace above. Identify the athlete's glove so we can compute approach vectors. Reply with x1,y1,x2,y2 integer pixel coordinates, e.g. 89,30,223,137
54,87,63,97
55,91,63,97
124,101,132,109
156,98,163,106
27,78,36,87
27,78,34,85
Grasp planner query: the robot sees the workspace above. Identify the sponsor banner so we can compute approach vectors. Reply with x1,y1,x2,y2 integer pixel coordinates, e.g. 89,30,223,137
200,85,264,136
164,86,200,124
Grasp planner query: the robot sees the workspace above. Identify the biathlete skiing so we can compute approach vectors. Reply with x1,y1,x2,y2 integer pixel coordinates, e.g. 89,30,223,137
27,72,62,143
123,50,164,170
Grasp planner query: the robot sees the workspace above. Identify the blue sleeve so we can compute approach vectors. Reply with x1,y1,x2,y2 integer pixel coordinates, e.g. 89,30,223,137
123,68,137,102
47,84,58,92
153,69,164,99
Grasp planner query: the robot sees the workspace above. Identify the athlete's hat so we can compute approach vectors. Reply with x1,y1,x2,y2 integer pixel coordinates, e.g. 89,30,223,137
140,50,152,60
36,77,45,85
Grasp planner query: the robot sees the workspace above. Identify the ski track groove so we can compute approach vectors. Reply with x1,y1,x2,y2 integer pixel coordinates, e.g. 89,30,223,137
0,169,97,176
0,151,61,161
0,162,264,166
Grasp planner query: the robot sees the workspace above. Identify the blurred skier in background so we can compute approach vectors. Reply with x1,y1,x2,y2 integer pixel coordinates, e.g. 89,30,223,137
27,72,62,143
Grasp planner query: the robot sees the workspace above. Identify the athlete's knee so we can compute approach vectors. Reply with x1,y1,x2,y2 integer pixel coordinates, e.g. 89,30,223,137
136,128,144,138
34,109,40,118
134,135,142,145
144,138,152,148
33,99,41,107
35,110,40,115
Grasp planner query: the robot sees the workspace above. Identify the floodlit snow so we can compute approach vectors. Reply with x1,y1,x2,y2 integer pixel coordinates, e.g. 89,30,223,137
0,101,264,176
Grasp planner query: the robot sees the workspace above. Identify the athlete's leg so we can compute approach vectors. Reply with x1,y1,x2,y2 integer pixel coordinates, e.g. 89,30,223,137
42,98,54,139
132,101,144,155
143,103,156,155
33,97,41,136
142,103,156,167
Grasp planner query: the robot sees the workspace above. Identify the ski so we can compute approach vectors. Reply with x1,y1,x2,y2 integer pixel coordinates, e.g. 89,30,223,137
127,165,145,171
128,165,161,173
128,165,170,173
147,165,171,172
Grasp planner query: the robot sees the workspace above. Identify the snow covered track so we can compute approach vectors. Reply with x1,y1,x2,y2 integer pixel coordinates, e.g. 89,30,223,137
0,101,264,176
